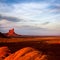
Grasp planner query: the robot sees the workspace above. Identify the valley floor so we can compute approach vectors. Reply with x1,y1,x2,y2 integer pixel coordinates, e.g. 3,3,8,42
0,36,60,60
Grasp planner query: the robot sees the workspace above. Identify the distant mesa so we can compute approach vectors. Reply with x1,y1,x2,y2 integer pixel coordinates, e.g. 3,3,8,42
8,28,15,36
0,28,21,38
6,28,21,37
7,28,17,36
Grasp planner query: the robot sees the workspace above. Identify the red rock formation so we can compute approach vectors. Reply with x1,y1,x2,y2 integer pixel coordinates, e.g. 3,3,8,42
0,46,11,60
8,28,15,36
7,28,18,37
4,47,47,60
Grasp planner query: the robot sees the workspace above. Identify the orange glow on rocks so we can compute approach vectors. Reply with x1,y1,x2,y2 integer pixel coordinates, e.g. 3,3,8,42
0,46,11,60
4,47,47,60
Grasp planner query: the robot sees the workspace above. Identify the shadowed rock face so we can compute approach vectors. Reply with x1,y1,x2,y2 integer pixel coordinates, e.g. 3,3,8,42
4,47,47,60
0,46,11,60
0,32,7,38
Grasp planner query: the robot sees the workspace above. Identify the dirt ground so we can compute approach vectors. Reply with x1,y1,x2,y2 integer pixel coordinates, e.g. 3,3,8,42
0,36,60,60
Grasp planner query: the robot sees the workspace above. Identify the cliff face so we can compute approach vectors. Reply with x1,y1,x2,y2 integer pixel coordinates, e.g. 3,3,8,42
6,28,19,37
8,28,15,36
0,28,21,37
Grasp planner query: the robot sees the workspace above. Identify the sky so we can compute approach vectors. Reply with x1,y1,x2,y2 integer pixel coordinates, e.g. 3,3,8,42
0,0,60,35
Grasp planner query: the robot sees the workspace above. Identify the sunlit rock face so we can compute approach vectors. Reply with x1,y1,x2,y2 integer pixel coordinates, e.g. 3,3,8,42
5,28,21,37
0,46,11,60
8,28,15,36
4,47,47,60
7,28,16,36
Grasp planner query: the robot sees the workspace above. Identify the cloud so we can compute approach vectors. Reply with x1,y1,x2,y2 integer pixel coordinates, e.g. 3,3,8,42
0,0,60,35
42,22,60,31
0,2,50,21
0,2,60,26
0,1,60,22
0,2,13,13
48,4,60,13
0,14,23,22
42,22,50,25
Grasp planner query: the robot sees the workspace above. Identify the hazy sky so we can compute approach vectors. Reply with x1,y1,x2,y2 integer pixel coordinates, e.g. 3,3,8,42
0,0,60,35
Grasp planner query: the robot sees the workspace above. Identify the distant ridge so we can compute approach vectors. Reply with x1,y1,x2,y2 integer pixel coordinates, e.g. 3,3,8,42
0,32,7,38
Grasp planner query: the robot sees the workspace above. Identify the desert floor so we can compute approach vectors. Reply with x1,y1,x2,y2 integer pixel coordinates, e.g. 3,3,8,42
0,36,60,60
